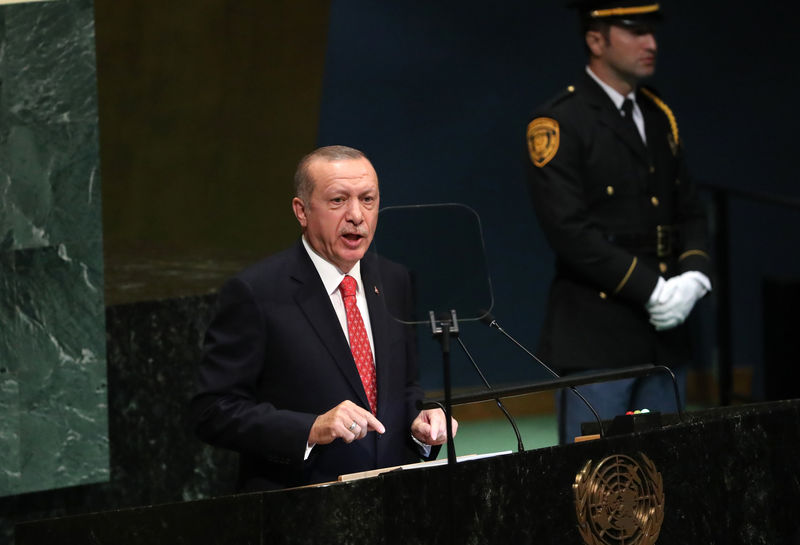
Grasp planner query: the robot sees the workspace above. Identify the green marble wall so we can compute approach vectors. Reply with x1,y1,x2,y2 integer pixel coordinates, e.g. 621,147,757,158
0,0,108,497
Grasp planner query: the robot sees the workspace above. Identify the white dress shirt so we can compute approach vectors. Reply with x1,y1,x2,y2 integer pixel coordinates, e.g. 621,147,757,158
301,236,375,360
586,65,647,144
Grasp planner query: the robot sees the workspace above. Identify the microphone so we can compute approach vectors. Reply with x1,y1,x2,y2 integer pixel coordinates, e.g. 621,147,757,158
480,312,606,440
456,337,525,452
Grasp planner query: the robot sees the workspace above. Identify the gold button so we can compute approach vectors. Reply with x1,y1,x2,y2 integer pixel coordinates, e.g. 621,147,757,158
606,186,615,196
651,196,660,207
599,292,607,299
649,165,656,174
567,85,575,92
659,262,668,273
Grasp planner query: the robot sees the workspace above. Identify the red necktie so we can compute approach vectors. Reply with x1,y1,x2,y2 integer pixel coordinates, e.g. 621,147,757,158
339,275,378,414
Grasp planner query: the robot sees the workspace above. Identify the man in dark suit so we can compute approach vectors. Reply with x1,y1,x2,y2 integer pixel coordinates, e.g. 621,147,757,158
191,145,456,491
526,1,711,443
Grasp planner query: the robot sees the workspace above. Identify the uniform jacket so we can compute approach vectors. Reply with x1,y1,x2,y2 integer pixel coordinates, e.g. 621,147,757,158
190,240,428,491
526,71,711,371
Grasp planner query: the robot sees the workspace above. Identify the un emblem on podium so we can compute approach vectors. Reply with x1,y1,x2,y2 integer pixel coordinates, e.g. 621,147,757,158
573,453,664,545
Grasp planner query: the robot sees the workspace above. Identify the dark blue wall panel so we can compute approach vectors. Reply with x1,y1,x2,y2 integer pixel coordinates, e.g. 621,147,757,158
319,0,800,396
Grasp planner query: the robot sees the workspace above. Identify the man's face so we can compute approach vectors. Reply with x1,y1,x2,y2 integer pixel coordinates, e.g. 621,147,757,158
596,23,657,84
292,157,380,273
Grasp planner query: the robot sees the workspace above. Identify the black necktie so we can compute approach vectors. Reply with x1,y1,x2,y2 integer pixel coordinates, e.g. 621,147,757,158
621,98,643,143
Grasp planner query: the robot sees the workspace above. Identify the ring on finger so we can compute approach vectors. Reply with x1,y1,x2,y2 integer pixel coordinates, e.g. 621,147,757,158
348,421,358,432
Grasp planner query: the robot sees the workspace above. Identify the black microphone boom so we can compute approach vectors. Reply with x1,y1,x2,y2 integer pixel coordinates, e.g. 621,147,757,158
456,337,524,452
481,312,606,440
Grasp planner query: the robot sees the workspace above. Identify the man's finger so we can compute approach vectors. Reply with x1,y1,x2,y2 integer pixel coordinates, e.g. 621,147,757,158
363,411,385,434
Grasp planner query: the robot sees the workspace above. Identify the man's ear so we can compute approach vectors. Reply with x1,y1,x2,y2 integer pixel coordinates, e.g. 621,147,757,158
585,30,605,57
292,197,308,228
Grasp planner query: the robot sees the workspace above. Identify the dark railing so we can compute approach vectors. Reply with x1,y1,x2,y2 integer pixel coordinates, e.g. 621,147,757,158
701,182,800,405
418,364,683,423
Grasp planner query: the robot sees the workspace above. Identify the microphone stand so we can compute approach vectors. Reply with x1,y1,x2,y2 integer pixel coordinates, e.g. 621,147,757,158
429,309,458,466
429,309,459,545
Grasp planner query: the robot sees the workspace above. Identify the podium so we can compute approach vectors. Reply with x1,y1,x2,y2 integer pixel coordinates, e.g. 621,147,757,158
16,400,800,544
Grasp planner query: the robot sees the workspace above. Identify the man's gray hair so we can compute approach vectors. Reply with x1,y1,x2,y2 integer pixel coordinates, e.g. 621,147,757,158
293,145,368,203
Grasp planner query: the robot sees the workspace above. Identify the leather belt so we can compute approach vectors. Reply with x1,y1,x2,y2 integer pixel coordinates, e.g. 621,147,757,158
605,225,679,258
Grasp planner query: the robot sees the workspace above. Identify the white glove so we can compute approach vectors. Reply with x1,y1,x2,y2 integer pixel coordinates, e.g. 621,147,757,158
646,272,710,331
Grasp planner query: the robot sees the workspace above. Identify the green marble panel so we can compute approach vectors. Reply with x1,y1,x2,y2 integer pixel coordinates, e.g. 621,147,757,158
2,121,103,250
0,250,22,493
0,373,21,492
15,243,108,494
0,0,108,497
1,0,101,251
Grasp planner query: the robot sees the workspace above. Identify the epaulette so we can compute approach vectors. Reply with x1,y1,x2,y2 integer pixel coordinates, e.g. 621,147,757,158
640,86,679,147
547,84,578,109
528,84,577,119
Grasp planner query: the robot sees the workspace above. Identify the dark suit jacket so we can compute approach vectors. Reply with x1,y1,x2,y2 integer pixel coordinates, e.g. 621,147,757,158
191,240,428,491
526,71,711,371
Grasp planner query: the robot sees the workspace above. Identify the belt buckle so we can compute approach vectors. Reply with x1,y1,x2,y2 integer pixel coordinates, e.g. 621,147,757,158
656,225,671,257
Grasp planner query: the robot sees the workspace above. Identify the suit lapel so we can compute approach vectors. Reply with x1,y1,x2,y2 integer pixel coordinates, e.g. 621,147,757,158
290,242,371,411
583,72,649,163
361,253,391,420
640,92,667,159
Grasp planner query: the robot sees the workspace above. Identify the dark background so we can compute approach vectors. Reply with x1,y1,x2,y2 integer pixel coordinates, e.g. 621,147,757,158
315,0,800,397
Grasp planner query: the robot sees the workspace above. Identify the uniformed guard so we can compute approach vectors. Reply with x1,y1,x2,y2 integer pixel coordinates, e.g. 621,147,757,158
526,1,712,444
